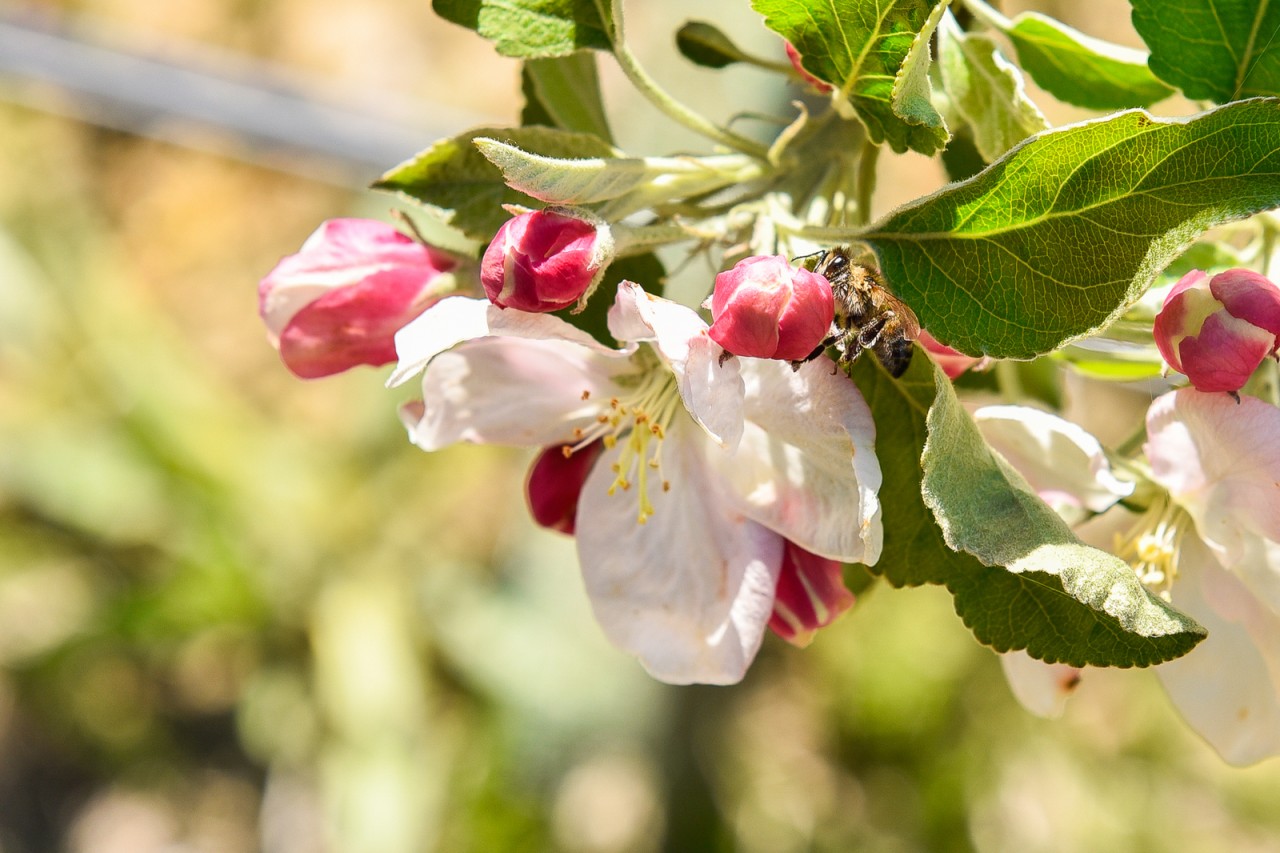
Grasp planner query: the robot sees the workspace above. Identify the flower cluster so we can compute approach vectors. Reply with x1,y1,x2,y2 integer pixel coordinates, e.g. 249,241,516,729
253,0,1280,768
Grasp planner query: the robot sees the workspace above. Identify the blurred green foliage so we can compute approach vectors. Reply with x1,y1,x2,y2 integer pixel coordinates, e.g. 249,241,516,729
1,5,1280,853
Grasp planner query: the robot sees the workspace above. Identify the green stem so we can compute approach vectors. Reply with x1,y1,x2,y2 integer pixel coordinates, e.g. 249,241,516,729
1259,214,1278,277
994,359,1023,403
853,137,880,226
602,0,770,159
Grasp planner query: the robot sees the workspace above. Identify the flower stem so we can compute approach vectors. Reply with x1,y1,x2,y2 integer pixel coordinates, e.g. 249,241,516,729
853,137,880,226
601,0,770,159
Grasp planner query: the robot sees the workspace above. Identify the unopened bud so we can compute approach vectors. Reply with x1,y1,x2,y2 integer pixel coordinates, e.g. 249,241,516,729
258,218,457,379
1153,268,1280,393
708,255,834,362
481,210,611,313
526,441,604,535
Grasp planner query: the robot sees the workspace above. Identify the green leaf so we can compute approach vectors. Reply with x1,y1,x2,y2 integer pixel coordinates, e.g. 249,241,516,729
751,0,950,155
861,98,1280,359
922,363,1204,664
675,21,752,69
1132,0,1280,102
522,54,614,142
473,139,762,210
849,352,953,588
939,127,987,182
432,0,611,58
890,0,950,137
1003,12,1173,109
937,11,1048,161
372,127,616,241
850,354,1205,667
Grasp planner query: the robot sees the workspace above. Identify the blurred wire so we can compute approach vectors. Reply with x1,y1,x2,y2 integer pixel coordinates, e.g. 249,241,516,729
0,10,490,186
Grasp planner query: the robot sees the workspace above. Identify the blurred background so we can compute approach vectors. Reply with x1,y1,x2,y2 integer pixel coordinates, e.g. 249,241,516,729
1,0,1279,851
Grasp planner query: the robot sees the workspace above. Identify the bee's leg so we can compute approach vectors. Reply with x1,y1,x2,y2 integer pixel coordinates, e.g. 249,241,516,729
790,329,838,371
856,313,892,351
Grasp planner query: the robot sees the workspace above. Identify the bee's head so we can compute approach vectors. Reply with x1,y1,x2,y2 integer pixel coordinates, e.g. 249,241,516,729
813,247,852,289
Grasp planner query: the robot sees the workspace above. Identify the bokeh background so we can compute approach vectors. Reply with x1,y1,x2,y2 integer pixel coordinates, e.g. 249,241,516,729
2,1,1279,851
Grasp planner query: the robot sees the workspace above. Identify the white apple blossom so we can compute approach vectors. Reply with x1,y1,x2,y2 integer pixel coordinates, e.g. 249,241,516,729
389,281,882,685
976,392,1280,764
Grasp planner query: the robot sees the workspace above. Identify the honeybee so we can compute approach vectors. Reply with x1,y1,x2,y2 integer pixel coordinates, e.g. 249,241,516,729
795,246,921,378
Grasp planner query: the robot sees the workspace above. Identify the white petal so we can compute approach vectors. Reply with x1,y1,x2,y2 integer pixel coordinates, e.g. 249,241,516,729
1146,389,1280,612
998,650,1082,718
608,281,745,449
711,358,882,564
1156,535,1280,765
974,405,1133,517
404,337,627,450
390,296,623,387
576,417,782,684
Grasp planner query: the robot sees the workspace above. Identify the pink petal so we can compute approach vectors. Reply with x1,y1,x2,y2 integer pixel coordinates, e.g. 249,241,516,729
576,417,782,684
1147,389,1280,551
999,650,1082,718
608,282,745,450
712,357,882,563
1176,311,1274,393
278,269,440,378
1155,536,1280,764
403,337,628,451
768,541,853,647
1210,268,1280,338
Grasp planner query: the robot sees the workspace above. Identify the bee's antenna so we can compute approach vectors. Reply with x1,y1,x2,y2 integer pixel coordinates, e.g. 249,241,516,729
789,248,824,264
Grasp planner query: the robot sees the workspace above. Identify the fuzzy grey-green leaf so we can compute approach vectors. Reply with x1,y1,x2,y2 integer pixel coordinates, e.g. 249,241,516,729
848,355,1204,666
475,140,762,211
920,363,1205,661
937,11,1047,161
373,127,616,240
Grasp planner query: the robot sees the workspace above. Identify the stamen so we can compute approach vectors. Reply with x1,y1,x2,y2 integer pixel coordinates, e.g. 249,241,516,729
576,348,683,525
1114,495,1187,601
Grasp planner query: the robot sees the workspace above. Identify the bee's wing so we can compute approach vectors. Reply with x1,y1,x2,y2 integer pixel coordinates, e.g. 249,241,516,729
884,291,921,340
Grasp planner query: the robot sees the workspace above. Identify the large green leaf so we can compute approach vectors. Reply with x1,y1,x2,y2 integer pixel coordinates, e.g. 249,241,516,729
372,127,617,241
860,98,1280,358
1132,0,1280,102
751,0,950,155
937,11,1048,161
1003,12,1172,109
850,355,1205,667
432,0,611,58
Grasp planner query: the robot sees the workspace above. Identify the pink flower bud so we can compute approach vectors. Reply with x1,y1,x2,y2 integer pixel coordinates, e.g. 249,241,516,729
919,330,987,379
481,210,608,313
525,441,604,535
1154,268,1280,393
258,219,457,379
768,542,854,647
707,255,835,361
785,42,832,93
